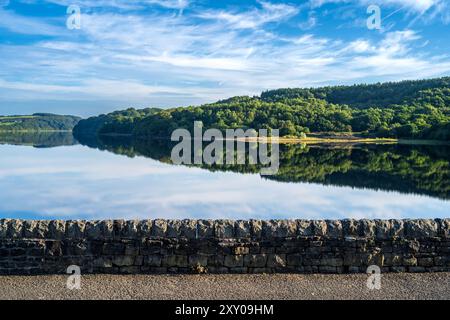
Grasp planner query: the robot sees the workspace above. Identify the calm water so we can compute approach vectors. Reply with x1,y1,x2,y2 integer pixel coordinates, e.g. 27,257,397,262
0,132,449,220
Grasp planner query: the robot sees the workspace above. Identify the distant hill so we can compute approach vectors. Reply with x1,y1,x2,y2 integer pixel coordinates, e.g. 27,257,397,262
73,107,162,137
74,77,450,141
0,113,81,132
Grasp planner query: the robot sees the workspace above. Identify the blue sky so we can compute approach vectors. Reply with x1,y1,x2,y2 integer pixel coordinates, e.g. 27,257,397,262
0,0,449,117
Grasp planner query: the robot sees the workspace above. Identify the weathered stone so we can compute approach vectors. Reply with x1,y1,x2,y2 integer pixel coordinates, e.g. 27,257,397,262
34,221,49,239
263,220,297,238
403,256,418,266
189,255,208,267
405,219,439,238
342,219,359,237
267,254,286,268
358,220,376,238
152,219,167,237
138,220,152,237
383,254,402,266
134,256,144,266
250,220,262,239
442,219,450,238
197,220,214,239
418,257,434,267
166,220,182,238
113,255,134,267
287,254,303,266
235,220,250,238
326,220,343,239
66,220,85,239
0,219,10,238
99,220,114,238
163,255,188,267
215,220,235,238
113,220,125,238
146,255,162,267
320,257,343,267
244,254,267,268
376,219,404,240
22,220,37,238
123,220,139,238
312,220,327,237
85,221,102,239
233,247,249,255
120,266,141,274
224,255,243,268
1,219,448,275
45,241,62,256
297,220,314,237
93,257,112,268
48,220,65,240
181,219,197,239
125,244,139,255
7,219,23,238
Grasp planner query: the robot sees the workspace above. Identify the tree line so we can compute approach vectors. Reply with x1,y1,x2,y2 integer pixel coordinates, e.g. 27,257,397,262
73,77,450,140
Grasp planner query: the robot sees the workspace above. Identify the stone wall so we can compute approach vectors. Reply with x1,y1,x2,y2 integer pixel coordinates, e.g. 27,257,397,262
0,219,449,275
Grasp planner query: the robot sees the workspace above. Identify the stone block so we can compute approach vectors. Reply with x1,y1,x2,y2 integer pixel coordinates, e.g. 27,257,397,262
180,220,197,239
311,220,327,237
146,255,162,267
48,220,65,240
235,220,250,238
267,254,286,268
286,254,303,266
188,254,209,267
215,220,235,238
152,219,167,237
0,219,10,238
166,220,181,238
405,219,439,238
113,255,135,267
7,220,24,238
66,220,85,239
250,220,262,239
138,220,152,238
224,255,243,268
85,221,103,239
262,220,297,238
326,220,343,239
342,219,359,237
123,220,139,238
358,220,376,238
244,254,267,268
163,255,188,267
197,220,214,239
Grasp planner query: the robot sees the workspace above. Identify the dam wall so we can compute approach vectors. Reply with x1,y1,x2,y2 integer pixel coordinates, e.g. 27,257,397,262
0,219,449,275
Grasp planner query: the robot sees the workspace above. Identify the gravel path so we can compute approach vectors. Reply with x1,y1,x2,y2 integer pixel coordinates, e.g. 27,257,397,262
0,273,449,300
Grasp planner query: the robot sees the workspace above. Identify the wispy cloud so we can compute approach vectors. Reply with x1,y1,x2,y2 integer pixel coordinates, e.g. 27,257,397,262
197,1,299,29
0,0,449,115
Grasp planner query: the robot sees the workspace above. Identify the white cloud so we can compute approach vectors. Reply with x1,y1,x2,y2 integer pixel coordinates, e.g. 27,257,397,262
310,0,440,13
1,2,450,114
197,1,299,29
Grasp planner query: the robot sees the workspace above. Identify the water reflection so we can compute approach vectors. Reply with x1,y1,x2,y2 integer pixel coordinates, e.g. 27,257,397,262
0,131,77,148
77,134,450,200
0,132,448,220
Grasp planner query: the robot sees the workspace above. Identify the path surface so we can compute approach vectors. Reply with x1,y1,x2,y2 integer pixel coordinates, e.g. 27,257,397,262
0,273,449,300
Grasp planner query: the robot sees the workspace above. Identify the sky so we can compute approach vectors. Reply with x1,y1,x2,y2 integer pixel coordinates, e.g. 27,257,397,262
0,0,449,117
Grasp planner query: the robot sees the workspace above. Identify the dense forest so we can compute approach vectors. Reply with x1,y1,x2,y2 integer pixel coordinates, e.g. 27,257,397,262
73,108,161,136
0,113,81,132
73,77,450,141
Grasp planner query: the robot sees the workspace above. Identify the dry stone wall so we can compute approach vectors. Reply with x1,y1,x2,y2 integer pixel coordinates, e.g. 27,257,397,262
0,219,449,275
